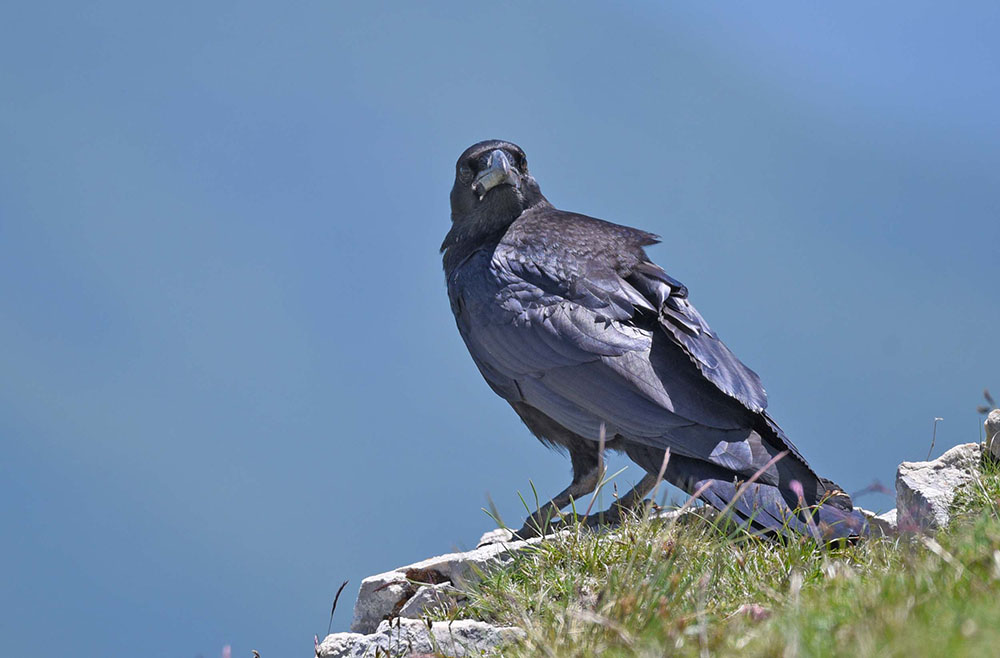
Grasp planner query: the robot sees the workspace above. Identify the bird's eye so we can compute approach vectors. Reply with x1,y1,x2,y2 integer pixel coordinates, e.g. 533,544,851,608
516,153,527,171
459,163,473,181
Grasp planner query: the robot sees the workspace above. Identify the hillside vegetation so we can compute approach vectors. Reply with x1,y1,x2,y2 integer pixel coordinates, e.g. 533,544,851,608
436,461,1000,657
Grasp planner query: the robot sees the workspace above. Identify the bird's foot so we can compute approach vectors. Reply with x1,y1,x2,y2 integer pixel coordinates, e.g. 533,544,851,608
581,505,626,530
582,498,658,530
514,510,569,540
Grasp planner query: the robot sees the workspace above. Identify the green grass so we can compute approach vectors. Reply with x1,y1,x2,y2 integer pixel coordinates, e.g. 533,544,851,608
952,453,1000,519
433,463,1000,657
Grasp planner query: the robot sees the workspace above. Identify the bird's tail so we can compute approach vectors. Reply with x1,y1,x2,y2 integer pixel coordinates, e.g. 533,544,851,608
690,469,869,540
627,444,868,540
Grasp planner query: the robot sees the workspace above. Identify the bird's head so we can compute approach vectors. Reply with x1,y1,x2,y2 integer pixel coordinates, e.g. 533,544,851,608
449,140,546,224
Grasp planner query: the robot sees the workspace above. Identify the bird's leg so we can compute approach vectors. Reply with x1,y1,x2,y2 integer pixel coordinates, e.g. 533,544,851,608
516,460,602,539
586,473,659,528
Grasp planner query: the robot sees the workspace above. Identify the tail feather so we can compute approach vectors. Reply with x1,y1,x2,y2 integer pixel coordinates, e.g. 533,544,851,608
625,443,868,540
696,478,869,540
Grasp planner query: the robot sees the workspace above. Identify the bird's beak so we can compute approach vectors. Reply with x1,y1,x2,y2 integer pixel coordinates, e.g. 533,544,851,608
472,149,521,200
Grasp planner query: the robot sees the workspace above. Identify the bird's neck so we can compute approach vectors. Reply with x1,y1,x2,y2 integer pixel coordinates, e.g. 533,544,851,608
441,199,550,274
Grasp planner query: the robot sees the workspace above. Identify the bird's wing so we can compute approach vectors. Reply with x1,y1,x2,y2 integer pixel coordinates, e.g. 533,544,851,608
448,245,648,404
625,260,768,413
448,239,778,469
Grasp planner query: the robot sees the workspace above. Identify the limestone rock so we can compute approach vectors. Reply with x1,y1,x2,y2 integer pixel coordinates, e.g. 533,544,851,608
896,442,981,532
856,507,898,537
349,571,415,635
348,504,726,635
398,582,464,619
876,508,897,533
318,618,524,658
985,409,1000,461
350,535,544,633
477,527,515,546
315,632,365,658
651,505,719,523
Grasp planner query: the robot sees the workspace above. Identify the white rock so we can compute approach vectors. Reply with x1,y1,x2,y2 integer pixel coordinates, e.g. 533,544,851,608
350,507,719,634
318,618,524,658
477,527,515,546
877,508,897,531
315,632,365,658
398,582,464,619
650,505,718,523
349,571,414,634
429,619,524,656
856,507,898,537
985,410,1000,461
896,442,981,532
350,536,543,633
396,537,537,586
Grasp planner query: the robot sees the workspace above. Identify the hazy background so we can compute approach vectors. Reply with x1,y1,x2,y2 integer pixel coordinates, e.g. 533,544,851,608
2,2,998,656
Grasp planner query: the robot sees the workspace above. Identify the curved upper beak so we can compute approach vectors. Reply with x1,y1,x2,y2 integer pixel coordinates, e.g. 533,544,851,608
472,149,521,200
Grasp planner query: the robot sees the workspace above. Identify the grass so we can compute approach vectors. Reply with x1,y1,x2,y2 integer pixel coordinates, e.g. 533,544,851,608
428,461,1000,657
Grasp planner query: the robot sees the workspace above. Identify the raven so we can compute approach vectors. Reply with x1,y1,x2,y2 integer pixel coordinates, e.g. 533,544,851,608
441,139,867,540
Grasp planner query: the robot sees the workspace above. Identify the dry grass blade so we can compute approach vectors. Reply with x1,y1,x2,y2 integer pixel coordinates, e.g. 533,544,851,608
327,580,349,636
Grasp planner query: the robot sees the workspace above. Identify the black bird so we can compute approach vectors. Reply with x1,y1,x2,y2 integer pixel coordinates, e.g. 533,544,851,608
441,140,867,539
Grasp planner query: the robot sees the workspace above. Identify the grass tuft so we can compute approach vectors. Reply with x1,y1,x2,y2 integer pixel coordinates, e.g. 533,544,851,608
433,468,1000,657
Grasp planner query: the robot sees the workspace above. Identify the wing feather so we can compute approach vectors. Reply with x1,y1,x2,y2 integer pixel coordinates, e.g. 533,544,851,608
447,223,800,479
626,261,768,412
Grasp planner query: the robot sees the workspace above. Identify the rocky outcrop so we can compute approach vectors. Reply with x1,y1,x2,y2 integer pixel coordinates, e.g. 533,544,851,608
320,441,995,656
856,438,992,537
347,506,717,637
398,582,464,619
985,410,1000,462
856,507,898,537
896,442,982,532
875,508,897,533
317,618,525,658
349,534,550,634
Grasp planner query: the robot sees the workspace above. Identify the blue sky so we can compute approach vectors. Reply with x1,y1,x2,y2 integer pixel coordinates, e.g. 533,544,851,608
2,2,998,656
